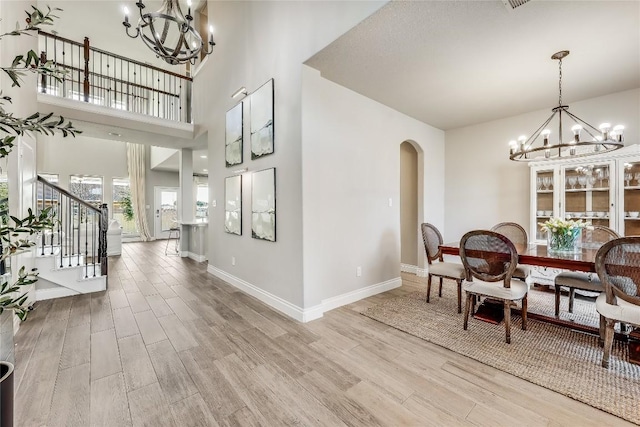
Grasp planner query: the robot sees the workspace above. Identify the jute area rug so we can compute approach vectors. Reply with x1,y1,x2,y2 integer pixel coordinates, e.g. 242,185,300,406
361,282,640,424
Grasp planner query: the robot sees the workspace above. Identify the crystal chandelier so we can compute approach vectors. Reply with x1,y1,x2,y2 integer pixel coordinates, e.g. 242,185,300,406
509,51,624,161
122,0,215,66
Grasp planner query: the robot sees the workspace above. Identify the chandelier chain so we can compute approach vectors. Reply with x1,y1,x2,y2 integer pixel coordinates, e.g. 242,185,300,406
558,58,562,106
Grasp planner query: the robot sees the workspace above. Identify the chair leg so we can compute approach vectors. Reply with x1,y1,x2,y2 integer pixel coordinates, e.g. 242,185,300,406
504,301,512,344
598,315,605,347
456,280,462,314
521,295,527,331
471,294,477,315
602,318,615,368
463,292,471,330
569,288,575,313
426,275,432,303
554,285,561,317
438,277,443,297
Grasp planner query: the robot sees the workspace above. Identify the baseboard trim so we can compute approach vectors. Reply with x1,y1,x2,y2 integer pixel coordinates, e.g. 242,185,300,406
401,263,428,277
206,265,401,323
321,277,402,313
207,265,307,322
36,286,79,301
182,251,206,262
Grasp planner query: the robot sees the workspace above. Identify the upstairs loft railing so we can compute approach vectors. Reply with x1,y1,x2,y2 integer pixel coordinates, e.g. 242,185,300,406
36,176,109,280
38,30,193,123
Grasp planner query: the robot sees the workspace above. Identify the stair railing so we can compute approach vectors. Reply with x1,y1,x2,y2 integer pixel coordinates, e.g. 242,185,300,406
36,176,108,281
37,30,193,123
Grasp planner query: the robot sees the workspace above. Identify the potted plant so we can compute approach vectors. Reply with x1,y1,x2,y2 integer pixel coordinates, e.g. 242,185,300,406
0,6,80,426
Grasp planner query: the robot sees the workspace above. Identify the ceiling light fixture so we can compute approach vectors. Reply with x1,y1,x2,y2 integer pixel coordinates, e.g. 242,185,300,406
231,87,248,99
509,51,624,162
122,0,215,65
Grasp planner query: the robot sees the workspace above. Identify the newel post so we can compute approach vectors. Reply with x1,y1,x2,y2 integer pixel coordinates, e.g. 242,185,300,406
39,51,47,93
83,37,90,102
99,203,108,279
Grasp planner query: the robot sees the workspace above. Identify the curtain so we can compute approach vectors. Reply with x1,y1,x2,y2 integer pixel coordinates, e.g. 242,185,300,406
126,143,153,241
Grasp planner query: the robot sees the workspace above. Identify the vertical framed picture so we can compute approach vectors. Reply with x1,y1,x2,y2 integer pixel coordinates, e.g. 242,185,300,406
251,168,275,242
224,175,242,235
225,103,243,167
250,79,274,160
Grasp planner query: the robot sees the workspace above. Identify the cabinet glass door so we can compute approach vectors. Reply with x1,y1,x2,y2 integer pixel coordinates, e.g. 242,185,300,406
622,161,640,236
534,169,555,241
562,163,613,230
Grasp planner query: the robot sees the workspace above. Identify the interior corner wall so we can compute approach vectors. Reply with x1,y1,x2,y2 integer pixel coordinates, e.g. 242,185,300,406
301,66,445,309
444,88,640,243
193,1,385,311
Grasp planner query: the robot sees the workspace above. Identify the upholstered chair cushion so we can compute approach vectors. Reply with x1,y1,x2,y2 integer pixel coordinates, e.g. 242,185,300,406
428,262,466,280
595,293,640,326
555,272,603,293
463,279,528,301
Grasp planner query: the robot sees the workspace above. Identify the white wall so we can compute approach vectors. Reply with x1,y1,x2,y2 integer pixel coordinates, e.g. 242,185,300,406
444,88,640,242
195,1,385,311
302,66,445,309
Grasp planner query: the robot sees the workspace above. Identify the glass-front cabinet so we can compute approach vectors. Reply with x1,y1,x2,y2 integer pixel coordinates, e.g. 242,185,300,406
622,160,640,236
530,144,640,244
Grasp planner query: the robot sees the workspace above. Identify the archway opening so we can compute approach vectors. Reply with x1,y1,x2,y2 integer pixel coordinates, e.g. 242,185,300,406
400,141,419,268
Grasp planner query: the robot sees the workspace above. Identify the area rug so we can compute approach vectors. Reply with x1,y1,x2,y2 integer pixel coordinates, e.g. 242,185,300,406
361,285,640,424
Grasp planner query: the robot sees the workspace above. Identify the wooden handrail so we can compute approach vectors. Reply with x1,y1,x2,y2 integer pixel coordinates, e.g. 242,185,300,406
37,175,101,213
38,30,193,82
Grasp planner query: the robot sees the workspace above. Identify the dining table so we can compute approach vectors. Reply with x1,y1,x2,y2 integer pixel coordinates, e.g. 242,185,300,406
439,240,640,364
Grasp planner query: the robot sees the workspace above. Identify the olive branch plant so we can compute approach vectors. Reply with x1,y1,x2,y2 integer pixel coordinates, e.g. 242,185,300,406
0,6,81,320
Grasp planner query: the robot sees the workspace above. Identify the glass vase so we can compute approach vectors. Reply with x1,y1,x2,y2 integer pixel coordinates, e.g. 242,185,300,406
547,228,582,254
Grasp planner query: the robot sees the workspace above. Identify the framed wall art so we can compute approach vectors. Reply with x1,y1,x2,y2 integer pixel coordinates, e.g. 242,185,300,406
251,168,275,242
250,79,274,160
225,102,243,167
224,175,242,235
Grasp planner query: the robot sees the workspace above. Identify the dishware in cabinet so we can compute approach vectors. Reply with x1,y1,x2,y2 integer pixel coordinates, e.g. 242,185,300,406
621,159,640,236
561,161,615,231
531,167,558,242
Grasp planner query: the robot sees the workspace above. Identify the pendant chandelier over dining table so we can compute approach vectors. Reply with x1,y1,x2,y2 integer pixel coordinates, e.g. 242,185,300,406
122,0,215,65
509,51,624,162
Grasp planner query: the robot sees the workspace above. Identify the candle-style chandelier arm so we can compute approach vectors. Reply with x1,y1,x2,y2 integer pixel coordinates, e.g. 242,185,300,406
523,111,556,151
562,110,602,141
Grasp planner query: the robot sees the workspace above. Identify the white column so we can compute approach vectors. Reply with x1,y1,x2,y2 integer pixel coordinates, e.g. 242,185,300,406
179,149,193,255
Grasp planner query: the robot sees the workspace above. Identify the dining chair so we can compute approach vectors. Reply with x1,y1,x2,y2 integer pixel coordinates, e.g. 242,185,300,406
490,222,530,282
421,223,466,313
594,237,640,368
554,226,620,316
460,230,528,344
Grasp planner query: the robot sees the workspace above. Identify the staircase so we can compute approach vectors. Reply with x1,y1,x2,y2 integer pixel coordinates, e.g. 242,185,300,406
34,176,108,300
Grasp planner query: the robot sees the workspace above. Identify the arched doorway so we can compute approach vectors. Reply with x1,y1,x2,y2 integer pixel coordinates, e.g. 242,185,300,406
400,141,419,269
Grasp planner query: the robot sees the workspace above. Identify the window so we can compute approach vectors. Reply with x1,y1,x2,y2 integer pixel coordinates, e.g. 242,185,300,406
112,178,137,235
195,177,208,219
39,173,59,184
69,175,103,208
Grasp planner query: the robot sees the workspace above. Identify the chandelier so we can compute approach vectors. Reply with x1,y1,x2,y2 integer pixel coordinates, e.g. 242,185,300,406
509,51,624,161
122,0,215,65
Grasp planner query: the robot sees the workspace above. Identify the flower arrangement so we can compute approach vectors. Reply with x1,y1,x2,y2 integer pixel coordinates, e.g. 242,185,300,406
539,217,592,254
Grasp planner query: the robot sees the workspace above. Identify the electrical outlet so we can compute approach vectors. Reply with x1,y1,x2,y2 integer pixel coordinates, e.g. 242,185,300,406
356,266,362,277
388,198,393,207
211,200,217,207
232,256,236,266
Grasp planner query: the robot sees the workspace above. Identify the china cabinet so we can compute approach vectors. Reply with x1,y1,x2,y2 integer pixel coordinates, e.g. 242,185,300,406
529,144,640,285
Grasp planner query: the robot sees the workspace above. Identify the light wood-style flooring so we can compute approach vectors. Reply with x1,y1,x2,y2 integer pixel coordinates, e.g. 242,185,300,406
14,241,632,426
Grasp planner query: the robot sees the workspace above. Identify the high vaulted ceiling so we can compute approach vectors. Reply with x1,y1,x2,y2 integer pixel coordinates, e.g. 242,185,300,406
306,1,640,130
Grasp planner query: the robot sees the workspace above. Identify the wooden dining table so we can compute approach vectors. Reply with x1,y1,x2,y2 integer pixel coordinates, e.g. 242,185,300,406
439,241,599,272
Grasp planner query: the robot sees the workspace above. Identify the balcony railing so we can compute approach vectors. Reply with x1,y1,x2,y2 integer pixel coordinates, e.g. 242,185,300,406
38,31,193,123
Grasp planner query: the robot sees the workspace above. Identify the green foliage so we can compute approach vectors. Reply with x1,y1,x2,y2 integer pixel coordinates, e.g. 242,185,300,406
0,5,77,321
121,193,134,222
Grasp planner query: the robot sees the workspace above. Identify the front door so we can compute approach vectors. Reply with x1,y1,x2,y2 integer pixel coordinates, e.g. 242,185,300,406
154,187,179,239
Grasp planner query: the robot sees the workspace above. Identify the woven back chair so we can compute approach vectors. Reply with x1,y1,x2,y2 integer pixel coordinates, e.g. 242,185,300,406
595,237,640,367
420,223,466,313
491,222,528,246
554,225,620,316
460,230,527,343
491,222,530,281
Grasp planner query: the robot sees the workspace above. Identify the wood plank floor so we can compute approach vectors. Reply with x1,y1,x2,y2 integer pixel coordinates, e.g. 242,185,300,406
14,241,633,426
